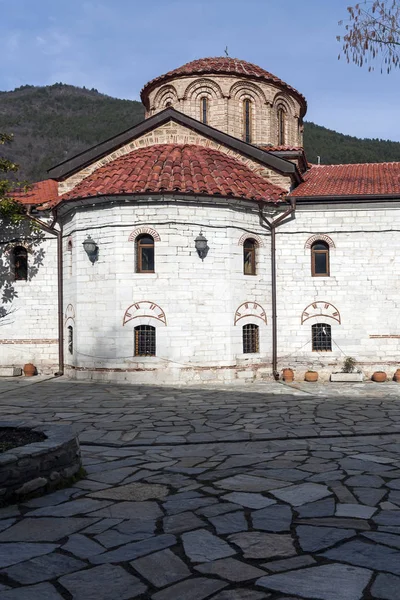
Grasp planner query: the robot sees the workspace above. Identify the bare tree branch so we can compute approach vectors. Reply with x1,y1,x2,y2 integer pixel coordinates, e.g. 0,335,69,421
338,0,400,72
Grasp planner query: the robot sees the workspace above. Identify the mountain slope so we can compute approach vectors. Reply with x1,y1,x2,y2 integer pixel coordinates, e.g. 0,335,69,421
1,83,399,181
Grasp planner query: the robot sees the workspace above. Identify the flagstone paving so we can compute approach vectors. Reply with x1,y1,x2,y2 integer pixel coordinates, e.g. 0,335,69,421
0,377,400,598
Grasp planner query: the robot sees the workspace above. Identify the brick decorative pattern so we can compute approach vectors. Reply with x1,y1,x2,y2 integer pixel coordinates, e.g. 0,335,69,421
128,227,161,242
0,339,58,344
369,335,400,338
234,302,267,325
304,234,336,249
238,233,265,247
301,302,341,325
123,302,167,326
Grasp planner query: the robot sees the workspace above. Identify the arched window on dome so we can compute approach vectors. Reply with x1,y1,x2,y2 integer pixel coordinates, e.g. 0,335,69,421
136,234,155,273
277,107,286,145
200,97,208,124
243,99,252,143
311,240,330,277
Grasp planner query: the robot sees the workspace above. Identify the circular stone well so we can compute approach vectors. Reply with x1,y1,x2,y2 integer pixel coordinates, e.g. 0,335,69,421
0,421,82,506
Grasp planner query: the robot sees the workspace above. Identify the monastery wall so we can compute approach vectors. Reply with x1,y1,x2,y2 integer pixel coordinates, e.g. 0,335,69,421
62,199,274,384
276,203,400,380
0,234,58,374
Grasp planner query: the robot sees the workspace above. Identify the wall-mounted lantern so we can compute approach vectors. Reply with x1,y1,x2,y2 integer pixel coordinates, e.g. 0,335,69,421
194,231,209,261
82,235,98,264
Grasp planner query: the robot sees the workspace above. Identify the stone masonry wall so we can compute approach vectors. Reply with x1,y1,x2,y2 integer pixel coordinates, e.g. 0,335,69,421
275,202,400,381
62,198,275,384
0,232,58,374
145,74,303,147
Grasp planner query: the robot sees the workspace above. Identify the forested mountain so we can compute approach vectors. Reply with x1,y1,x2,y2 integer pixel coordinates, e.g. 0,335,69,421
1,83,399,182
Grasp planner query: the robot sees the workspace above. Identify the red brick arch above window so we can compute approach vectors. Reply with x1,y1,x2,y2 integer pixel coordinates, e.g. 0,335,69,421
301,301,341,324
305,235,335,249
234,302,267,325
128,227,161,242
238,233,265,248
123,301,167,326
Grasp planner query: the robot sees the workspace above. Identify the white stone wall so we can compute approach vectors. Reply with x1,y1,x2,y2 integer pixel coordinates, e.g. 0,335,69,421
275,202,400,381
62,197,275,384
144,74,304,147
0,229,58,374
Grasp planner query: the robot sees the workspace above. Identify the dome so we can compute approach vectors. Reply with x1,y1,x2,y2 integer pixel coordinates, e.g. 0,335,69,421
141,56,307,115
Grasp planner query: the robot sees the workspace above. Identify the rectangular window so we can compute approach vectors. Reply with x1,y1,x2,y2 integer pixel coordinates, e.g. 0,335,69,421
243,324,259,353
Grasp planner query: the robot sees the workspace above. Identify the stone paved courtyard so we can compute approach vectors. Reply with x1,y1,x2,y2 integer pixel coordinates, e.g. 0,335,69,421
1,378,400,599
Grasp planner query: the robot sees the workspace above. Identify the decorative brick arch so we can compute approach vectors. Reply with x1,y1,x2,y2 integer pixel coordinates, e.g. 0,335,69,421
128,227,161,242
183,78,223,100
301,301,341,325
123,301,167,326
153,84,179,109
229,81,267,105
238,233,265,248
305,235,335,249
234,302,267,325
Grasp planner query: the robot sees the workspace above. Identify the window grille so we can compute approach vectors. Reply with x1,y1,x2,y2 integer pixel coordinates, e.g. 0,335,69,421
243,324,259,353
311,241,330,276
136,235,155,273
13,246,28,281
312,323,332,351
67,326,73,354
135,325,156,356
243,239,257,275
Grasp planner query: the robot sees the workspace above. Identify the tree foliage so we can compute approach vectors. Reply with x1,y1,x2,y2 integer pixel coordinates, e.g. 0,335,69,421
0,133,24,223
338,0,400,72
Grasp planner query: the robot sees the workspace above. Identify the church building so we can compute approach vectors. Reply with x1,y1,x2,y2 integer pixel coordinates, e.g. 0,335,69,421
1,56,400,383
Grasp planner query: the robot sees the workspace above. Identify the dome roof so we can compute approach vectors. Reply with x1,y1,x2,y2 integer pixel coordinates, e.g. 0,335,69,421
55,144,286,205
141,57,307,113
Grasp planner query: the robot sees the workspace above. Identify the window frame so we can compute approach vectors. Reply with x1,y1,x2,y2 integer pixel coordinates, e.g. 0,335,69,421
243,99,252,143
136,234,155,273
312,322,332,352
200,97,208,124
134,325,156,357
243,238,257,275
13,246,28,281
277,107,286,146
311,241,330,277
242,323,260,354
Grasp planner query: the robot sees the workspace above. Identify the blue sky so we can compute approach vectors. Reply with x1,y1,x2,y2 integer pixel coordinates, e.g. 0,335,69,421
1,0,399,140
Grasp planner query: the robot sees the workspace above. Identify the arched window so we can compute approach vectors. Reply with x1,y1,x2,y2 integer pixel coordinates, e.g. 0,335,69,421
278,107,286,145
243,324,259,353
243,239,257,275
311,241,330,277
200,97,208,124
136,235,155,273
312,323,332,352
243,99,252,143
67,326,73,355
13,246,28,281
134,325,156,356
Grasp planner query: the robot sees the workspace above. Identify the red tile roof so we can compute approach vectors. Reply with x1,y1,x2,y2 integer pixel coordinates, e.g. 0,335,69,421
13,179,58,206
260,145,304,152
291,162,400,198
55,144,286,206
141,57,307,114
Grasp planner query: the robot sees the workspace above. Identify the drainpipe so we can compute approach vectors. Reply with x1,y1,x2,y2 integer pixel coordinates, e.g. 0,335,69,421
259,197,296,379
25,207,64,376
